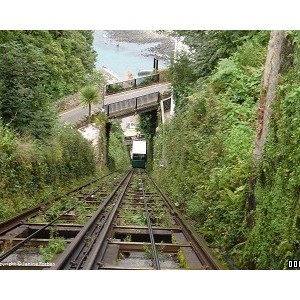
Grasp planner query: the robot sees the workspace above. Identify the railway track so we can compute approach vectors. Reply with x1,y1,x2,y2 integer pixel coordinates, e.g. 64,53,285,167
52,169,222,270
0,170,126,268
0,169,222,270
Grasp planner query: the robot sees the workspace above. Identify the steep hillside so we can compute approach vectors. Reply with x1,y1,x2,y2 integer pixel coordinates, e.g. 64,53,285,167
152,30,300,269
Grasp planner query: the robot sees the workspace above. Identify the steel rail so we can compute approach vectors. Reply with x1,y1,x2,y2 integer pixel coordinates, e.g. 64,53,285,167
84,170,133,269
0,170,122,235
73,172,133,270
0,205,77,262
147,174,222,270
72,216,107,269
140,177,160,270
51,169,132,269
0,171,124,262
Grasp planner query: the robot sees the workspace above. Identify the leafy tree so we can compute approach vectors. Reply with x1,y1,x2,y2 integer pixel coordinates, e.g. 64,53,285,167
169,31,268,109
0,30,97,137
176,30,262,77
79,85,100,123
0,41,56,137
107,121,130,170
168,51,198,109
137,110,157,171
248,31,287,226
137,110,157,139
152,30,270,268
0,30,97,101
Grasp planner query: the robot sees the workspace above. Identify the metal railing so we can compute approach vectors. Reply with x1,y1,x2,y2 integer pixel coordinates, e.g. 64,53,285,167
105,73,160,96
104,92,160,117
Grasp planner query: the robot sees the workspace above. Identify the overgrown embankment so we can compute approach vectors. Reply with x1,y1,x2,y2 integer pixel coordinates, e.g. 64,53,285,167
0,31,130,223
107,121,131,171
0,123,96,222
151,31,300,269
242,32,300,269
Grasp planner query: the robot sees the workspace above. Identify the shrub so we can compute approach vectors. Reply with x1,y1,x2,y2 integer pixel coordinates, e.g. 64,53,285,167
0,122,96,222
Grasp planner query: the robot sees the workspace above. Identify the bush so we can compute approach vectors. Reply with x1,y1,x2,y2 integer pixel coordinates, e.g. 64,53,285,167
0,122,96,222
107,121,130,170
152,33,266,268
106,83,124,94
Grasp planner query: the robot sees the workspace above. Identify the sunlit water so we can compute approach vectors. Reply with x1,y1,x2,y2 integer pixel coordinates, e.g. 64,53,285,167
93,30,168,80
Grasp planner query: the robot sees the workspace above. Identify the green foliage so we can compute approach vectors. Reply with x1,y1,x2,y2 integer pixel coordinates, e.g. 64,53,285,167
0,123,17,153
107,121,130,170
138,73,158,87
153,31,267,268
233,35,268,68
143,244,153,260
106,83,124,94
137,111,157,171
177,249,188,268
40,235,67,262
168,52,199,109
85,70,107,88
80,85,100,122
44,196,75,221
169,30,268,109
138,111,157,139
0,42,56,138
154,30,300,269
0,31,102,223
119,206,146,226
0,30,97,137
176,30,264,78
210,58,263,104
0,122,96,222
80,85,100,105
54,125,96,178
241,51,300,268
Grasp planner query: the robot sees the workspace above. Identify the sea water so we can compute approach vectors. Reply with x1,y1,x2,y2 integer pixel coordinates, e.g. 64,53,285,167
93,30,168,80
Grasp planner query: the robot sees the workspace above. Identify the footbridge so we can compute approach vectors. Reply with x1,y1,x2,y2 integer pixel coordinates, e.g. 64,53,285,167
103,81,171,119
60,73,172,124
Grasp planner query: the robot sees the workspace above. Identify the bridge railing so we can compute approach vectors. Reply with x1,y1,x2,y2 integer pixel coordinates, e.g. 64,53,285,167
105,73,160,96
104,92,160,117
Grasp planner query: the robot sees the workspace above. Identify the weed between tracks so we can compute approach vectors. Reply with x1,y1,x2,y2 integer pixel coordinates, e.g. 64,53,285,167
39,228,66,262
118,206,147,226
118,179,173,227
177,249,188,268
143,244,188,269
143,243,175,265
124,234,132,242
112,174,184,268
28,195,97,225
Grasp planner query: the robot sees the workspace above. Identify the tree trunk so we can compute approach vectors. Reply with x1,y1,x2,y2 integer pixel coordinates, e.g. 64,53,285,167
104,122,111,167
253,30,286,166
247,31,286,226
88,103,92,123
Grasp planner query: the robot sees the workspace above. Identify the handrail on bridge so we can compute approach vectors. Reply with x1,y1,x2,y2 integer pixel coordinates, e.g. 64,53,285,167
104,91,159,107
105,73,160,96
104,92,159,117
103,93,171,118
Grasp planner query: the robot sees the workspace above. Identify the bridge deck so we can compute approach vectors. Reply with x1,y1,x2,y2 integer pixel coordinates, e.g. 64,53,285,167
103,83,170,118
60,82,171,123
104,83,170,105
